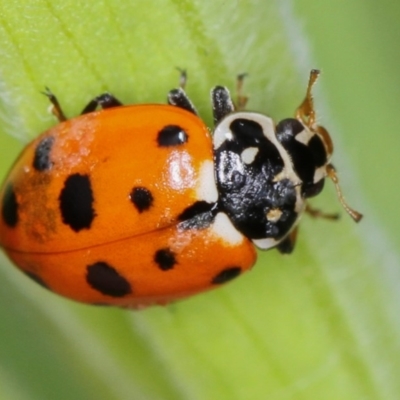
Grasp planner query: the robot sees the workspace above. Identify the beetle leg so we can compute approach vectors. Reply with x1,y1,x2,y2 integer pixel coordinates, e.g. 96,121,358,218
167,68,198,115
325,165,363,222
305,203,340,220
81,93,123,114
42,87,67,122
236,73,249,110
211,73,247,125
167,88,198,115
211,86,234,125
176,67,187,90
276,227,298,254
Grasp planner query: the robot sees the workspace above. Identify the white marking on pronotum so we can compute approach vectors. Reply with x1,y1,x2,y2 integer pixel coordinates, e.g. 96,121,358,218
196,160,218,203
252,237,279,250
266,208,283,223
241,147,259,164
211,212,244,246
214,112,298,183
213,125,233,149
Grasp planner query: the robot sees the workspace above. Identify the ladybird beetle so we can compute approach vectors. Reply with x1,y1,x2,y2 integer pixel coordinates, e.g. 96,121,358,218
0,70,362,309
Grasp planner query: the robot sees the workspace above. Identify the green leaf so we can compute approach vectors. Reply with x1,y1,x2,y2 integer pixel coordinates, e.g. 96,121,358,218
0,1,399,399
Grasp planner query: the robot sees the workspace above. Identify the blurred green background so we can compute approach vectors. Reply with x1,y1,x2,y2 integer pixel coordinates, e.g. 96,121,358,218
0,1,399,399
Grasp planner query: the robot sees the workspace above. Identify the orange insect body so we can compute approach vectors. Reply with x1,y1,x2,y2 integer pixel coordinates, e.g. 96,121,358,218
0,71,361,309
0,104,256,308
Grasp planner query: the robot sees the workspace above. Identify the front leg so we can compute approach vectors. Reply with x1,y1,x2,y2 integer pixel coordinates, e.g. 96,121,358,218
167,68,198,115
81,93,123,114
276,227,298,254
167,88,198,115
211,86,234,125
42,87,67,122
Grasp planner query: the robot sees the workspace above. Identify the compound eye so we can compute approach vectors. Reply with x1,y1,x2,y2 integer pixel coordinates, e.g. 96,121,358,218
302,179,324,198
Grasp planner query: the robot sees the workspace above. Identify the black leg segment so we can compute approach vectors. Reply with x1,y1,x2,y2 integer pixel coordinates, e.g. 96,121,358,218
275,227,298,254
81,93,123,114
167,88,198,115
211,86,234,125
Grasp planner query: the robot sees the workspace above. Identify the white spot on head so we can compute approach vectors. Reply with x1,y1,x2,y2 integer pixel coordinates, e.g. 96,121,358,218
295,126,313,145
196,160,218,203
211,212,244,246
313,166,327,183
241,147,258,164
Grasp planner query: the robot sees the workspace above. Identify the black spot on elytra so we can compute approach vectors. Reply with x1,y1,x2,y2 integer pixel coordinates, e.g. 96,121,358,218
154,248,177,271
86,261,131,297
157,125,188,147
2,183,18,227
212,267,242,285
33,136,54,171
130,187,153,213
59,174,96,232
24,271,49,289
